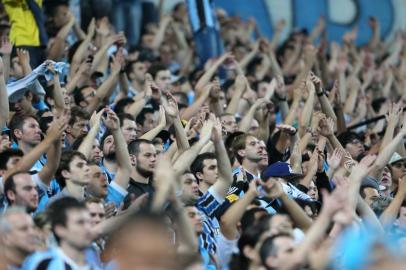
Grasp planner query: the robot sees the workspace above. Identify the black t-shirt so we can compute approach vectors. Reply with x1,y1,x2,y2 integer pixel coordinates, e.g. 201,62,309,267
123,178,154,208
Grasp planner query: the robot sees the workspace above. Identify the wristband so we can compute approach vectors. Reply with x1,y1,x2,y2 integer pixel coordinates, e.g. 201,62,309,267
317,88,325,97
274,92,287,102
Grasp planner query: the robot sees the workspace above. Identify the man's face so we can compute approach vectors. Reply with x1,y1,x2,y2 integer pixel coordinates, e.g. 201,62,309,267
90,139,103,163
69,117,89,139
269,214,293,235
249,119,259,134
66,156,90,186
79,87,97,107
54,5,70,27
258,140,268,168
221,115,237,134
86,202,106,226
121,119,137,144
154,142,164,156
7,173,39,212
3,212,38,254
198,159,218,186
345,138,365,160
141,113,155,134
390,161,406,183
242,136,262,162
181,173,199,203
155,70,172,91
13,96,33,115
307,181,318,200
380,166,392,191
16,117,42,146
135,143,157,176
131,62,147,82
56,209,94,250
185,206,203,234
363,187,380,205
265,236,295,269
102,135,116,160
87,165,108,198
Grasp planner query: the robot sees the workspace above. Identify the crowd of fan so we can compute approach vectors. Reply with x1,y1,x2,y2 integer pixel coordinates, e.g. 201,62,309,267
0,1,406,270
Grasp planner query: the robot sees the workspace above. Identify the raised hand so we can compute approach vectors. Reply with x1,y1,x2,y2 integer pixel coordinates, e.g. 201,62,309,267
327,148,344,171
199,120,214,144
157,105,166,128
262,179,284,199
110,55,122,74
16,48,30,67
89,109,104,128
276,124,297,136
87,18,96,37
274,75,286,99
309,72,322,91
102,108,120,131
318,117,335,137
385,102,402,125
163,92,179,119
0,38,12,55
47,117,68,142
210,114,223,143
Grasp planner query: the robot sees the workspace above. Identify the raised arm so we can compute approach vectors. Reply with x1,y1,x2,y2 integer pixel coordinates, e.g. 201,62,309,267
140,106,167,141
379,176,406,227
70,19,95,74
78,111,102,159
210,116,233,198
225,74,247,115
220,179,258,240
310,73,337,121
0,58,8,132
163,93,190,153
172,121,214,176
195,53,233,96
263,179,313,231
85,57,121,113
239,99,267,132
0,39,12,81
48,12,76,60
103,109,132,190
5,118,66,181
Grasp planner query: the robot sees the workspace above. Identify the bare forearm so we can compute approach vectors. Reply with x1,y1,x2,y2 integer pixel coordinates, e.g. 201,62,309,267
280,193,313,231
318,95,337,121
379,192,405,227
225,88,244,115
173,116,190,152
0,74,8,130
78,125,99,159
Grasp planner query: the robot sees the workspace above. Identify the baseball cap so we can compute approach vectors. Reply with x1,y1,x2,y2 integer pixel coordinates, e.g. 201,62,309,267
388,152,406,165
261,162,303,181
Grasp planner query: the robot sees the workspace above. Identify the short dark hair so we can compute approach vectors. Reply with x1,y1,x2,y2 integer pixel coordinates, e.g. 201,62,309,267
4,173,18,204
136,108,155,126
232,133,254,164
0,148,24,170
9,114,39,142
337,131,362,148
190,152,217,180
114,98,135,115
69,106,90,126
117,113,136,127
47,197,87,243
55,150,87,188
259,233,293,266
147,63,169,80
73,86,93,106
128,139,153,155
